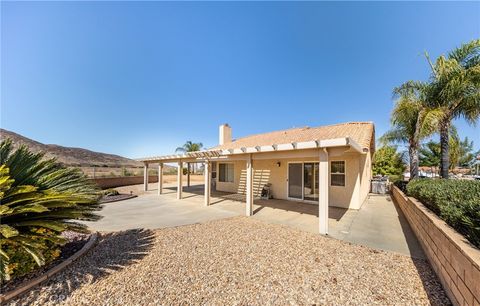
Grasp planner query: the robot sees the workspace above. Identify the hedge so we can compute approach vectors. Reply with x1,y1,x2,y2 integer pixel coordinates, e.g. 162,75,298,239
406,179,480,248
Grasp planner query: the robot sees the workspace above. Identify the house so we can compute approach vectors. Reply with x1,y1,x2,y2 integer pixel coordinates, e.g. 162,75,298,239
138,121,375,234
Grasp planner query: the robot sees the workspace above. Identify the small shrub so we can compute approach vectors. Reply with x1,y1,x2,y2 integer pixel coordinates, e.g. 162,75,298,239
103,188,120,196
388,175,403,184
0,139,101,282
406,179,480,248
393,180,408,193
2,228,61,280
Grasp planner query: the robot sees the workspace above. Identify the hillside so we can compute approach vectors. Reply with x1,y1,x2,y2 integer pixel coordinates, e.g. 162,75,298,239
0,129,143,168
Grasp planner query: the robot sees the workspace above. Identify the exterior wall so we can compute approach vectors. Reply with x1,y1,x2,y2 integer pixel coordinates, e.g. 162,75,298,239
91,176,158,189
215,148,372,209
329,152,361,209
215,161,246,193
359,152,372,207
392,186,480,306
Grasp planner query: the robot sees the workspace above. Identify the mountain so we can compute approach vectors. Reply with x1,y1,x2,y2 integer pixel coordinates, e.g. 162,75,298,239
0,129,143,168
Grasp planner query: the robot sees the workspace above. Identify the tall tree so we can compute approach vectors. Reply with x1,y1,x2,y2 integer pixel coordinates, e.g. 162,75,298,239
381,81,441,179
372,145,406,181
426,39,480,178
175,141,203,174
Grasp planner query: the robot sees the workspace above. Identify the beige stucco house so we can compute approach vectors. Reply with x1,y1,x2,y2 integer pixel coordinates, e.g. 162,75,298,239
139,122,375,235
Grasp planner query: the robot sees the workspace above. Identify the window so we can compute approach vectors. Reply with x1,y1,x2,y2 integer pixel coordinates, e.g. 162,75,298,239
331,161,345,186
219,163,234,183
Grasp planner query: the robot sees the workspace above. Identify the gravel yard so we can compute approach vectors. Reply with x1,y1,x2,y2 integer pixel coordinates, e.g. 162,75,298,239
8,217,449,306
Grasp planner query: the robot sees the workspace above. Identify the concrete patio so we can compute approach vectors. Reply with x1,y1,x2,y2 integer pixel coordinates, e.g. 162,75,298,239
86,183,424,258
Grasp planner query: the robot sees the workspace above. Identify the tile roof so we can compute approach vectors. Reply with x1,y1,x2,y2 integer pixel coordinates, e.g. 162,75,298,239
210,122,375,152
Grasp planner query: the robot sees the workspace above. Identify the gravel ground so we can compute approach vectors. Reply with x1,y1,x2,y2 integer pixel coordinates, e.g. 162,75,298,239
8,217,450,306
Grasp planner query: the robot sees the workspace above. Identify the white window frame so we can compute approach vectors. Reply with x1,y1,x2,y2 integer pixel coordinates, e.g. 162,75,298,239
330,160,346,187
218,162,234,183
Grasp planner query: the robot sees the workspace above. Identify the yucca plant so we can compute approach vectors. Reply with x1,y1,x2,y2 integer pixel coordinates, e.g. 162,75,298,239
0,139,101,281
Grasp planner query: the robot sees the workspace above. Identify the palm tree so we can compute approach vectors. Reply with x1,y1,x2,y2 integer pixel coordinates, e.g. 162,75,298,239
425,40,480,178
381,81,441,179
0,139,101,281
175,141,203,186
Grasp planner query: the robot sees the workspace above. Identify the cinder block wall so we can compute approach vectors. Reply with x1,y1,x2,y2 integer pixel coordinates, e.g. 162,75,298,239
90,176,158,189
391,186,480,306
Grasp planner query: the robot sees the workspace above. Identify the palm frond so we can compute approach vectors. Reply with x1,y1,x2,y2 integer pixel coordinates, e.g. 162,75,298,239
448,39,480,68
0,140,102,281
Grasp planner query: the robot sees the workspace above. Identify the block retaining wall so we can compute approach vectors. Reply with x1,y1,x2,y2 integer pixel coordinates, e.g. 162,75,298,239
90,176,158,189
391,185,480,306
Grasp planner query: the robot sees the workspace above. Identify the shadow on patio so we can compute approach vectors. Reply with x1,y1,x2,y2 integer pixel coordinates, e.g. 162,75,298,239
164,184,348,221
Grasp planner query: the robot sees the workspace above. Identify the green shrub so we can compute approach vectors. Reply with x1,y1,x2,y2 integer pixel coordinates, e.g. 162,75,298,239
2,228,61,279
406,179,480,248
372,145,406,178
394,180,408,193
0,139,101,282
102,188,120,196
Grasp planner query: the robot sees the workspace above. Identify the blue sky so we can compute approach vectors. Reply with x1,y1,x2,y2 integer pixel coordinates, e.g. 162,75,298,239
2,1,479,158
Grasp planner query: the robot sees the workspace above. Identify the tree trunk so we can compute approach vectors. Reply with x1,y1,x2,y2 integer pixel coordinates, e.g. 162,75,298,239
440,120,450,179
409,143,419,180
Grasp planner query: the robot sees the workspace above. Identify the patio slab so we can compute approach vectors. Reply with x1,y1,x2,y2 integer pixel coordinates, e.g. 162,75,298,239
86,183,424,258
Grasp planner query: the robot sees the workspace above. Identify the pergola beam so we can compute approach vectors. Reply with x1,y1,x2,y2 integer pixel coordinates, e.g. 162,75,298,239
136,137,365,164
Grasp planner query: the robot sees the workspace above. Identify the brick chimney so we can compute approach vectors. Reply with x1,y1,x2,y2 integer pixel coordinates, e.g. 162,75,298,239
219,124,232,145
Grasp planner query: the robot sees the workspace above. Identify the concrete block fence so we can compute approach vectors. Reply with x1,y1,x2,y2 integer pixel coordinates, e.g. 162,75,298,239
90,175,158,189
391,185,480,306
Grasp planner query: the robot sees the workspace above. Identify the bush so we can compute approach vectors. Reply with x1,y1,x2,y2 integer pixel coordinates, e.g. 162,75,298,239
406,179,480,248
372,145,406,178
102,188,120,196
0,139,101,282
2,228,61,279
393,180,408,193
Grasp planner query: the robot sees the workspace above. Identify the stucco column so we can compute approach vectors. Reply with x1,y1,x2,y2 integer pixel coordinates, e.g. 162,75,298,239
177,161,183,200
158,163,163,195
143,163,149,191
204,161,211,206
187,162,191,187
246,154,253,216
319,148,329,235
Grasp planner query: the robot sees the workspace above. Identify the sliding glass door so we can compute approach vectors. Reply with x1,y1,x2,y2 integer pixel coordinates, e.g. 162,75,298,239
304,163,319,202
288,162,319,202
288,163,303,199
